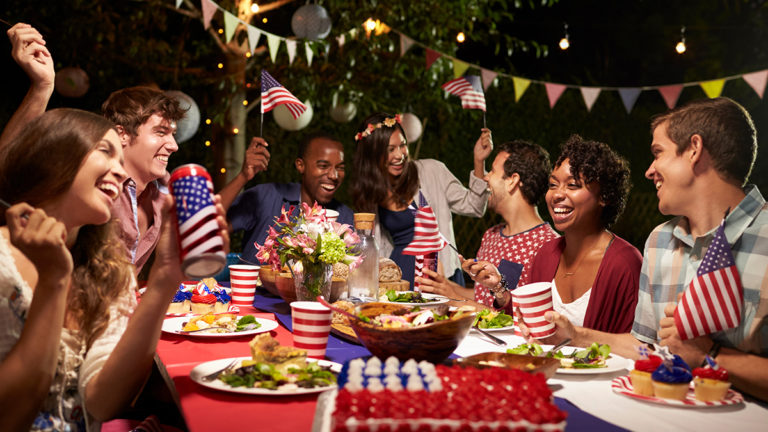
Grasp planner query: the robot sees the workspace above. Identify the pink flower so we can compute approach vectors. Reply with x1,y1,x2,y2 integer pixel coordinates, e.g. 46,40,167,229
277,205,294,224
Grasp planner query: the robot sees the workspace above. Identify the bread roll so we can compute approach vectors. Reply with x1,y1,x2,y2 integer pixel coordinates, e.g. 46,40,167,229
378,257,402,282
332,262,350,281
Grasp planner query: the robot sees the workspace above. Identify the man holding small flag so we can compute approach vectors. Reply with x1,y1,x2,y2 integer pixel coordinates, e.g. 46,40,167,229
519,98,768,402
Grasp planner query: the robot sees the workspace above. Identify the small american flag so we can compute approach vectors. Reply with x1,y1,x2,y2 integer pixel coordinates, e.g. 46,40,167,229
674,217,743,340
173,175,225,259
442,75,486,111
402,205,448,256
261,70,307,119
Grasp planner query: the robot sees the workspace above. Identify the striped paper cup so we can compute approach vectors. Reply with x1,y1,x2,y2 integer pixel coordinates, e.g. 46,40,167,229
290,301,332,359
229,264,260,307
512,282,555,339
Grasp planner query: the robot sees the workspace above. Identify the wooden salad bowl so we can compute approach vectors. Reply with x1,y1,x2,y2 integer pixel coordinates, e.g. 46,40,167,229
258,267,280,297
275,272,297,304
349,302,476,363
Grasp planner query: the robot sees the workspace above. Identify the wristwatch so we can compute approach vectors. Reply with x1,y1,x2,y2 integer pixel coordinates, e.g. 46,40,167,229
490,275,509,308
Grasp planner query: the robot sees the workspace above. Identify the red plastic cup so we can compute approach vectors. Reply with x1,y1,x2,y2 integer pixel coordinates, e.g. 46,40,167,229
229,264,260,307
290,301,332,359
512,282,555,339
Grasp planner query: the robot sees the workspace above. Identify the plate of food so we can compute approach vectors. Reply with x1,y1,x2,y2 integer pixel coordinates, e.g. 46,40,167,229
378,290,449,307
507,342,632,375
329,300,361,344
473,309,516,332
162,313,278,337
611,375,744,408
190,334,340,395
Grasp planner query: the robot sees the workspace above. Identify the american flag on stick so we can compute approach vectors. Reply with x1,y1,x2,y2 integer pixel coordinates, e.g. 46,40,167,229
261,70,307,119
442,75,486,112
674,217,743,340
403,205,448,290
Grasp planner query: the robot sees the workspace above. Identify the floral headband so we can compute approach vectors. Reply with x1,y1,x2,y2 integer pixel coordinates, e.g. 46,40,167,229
354,114,402,141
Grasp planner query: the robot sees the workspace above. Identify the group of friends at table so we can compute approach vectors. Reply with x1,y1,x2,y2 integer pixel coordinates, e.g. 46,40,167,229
0,21,767,432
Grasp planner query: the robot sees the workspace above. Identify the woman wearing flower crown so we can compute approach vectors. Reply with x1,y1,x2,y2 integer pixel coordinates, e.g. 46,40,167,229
0,109,229,430
350,112,492,288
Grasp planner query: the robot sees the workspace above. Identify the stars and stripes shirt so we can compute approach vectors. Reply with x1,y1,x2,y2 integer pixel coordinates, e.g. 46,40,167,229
474,223,559,312
631,185,768,355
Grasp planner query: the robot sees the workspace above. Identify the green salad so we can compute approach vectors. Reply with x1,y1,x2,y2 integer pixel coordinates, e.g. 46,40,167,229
235,315,262,332
219,361,336,389
384,290,429,303
473,309,514,329
507,342,611,368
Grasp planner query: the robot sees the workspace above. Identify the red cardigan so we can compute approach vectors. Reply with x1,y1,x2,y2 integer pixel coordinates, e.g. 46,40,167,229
526,235,642,333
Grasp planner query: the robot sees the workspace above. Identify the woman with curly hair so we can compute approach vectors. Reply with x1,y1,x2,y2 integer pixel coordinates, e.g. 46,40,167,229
350,113,491,288
526,135,642,333
0,108,227,431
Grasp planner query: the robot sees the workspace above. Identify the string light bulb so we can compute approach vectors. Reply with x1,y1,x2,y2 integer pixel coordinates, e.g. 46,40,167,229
676,26,686,54
456,32,466,43
205,140,211,147
250,3,259,13
364,18,377,32
232,128,239,135
559,23,570,50
220,168,227,174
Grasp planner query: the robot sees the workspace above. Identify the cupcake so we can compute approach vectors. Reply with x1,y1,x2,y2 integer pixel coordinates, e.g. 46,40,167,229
167,285,192,314
213,288,232,313
629,354,663,396
652,356,693,400
692,356,731,402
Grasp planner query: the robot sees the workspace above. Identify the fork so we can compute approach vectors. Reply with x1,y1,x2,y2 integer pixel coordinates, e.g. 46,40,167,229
179,326,230,334
201,359,240,381
473,327,507,346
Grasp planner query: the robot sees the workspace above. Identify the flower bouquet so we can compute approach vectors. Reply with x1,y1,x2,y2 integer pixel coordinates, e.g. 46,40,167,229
256,202,361,301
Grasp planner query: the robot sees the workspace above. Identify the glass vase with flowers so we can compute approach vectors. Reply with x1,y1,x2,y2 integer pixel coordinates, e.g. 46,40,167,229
256,203,361,301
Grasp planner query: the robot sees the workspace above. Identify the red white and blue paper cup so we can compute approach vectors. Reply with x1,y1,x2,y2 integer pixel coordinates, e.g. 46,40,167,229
229,264,260,307
290,301,332,359
169,164,226,279
512,282,555,339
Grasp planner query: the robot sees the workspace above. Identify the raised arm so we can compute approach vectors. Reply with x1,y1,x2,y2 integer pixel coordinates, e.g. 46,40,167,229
0,24,55,151
473,128,493,179
218,136,270,211
0,204,72,431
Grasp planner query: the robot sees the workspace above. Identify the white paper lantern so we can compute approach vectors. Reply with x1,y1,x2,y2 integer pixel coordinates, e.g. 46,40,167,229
291,4,332,40
165,90,201,143
401,113,423,143
329,101,357,123
54,66,89,98
273,100,313,131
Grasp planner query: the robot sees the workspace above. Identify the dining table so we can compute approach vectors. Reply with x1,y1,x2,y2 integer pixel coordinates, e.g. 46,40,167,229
154,289,768,432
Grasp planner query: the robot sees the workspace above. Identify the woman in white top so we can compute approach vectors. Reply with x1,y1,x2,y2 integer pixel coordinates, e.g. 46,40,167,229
0,108,228,431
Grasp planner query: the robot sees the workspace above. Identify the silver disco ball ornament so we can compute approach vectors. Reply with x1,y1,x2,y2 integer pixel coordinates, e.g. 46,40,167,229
291,4,332,40
165,90,200,143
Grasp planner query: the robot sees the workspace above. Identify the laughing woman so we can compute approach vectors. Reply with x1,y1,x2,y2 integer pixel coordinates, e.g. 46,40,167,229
349,113,491,287
0,109,228,431
527,135,642,333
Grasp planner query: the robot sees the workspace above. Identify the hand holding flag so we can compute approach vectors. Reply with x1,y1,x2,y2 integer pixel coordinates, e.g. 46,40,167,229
442,75,486,112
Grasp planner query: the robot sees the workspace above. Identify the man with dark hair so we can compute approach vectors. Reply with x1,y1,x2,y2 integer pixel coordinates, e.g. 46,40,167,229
419,136,558,313
220,133,353,263
102,86,187,273
534,97,768,401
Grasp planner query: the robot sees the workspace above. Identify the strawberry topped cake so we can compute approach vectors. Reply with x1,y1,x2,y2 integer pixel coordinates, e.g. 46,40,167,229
692,356,731,402
331,357,567,432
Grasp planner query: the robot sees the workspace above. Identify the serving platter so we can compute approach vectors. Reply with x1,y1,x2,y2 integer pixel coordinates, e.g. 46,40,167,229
611,375,744,408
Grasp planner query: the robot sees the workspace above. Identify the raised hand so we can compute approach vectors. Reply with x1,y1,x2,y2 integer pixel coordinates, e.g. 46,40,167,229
7,23,54,92
461,258,500,289
241,137,270,180
473,128,493,163
6,203,72,283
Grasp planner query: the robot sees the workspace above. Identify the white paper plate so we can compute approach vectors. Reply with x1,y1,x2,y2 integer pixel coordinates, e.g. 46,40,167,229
475,324,517,332
380,292,450,307
191,357,341,395
162,315,278,338
555,350,633,375
611,375,743,408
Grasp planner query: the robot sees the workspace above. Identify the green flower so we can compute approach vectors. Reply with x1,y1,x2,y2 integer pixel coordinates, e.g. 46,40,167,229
318,232,346,264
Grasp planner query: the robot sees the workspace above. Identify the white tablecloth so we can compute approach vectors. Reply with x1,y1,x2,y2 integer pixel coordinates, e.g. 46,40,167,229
455,330,768,431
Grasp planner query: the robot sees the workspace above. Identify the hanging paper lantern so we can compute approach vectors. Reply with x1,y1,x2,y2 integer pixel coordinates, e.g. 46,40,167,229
291,4,332,40
401,113,423,143
54,66,89,98
273,100,313,131
329,101,357,123
165,90,201,143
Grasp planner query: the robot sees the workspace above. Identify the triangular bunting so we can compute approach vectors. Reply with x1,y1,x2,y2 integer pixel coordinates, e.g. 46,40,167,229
336,34,346,49
223,10,238,43
266,33,281,63
545,83,567,108
658,85,683,109
247,25,262,54
201,0,217,30
452,59,470,79
305,42,314,66
425,48,441,69
512,77,530,102
400,34,415,57
580,87,601,111
618,88,642,113
742,70,768,98
286,39,297,64
700,80,725,98
480,69,498,91
175,0,183,8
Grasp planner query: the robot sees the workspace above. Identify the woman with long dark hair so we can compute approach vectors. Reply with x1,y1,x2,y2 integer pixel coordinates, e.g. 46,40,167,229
0,108,228,431
350,113,491,287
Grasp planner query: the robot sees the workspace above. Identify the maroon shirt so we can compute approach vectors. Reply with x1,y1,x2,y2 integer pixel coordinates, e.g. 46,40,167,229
528,235,642,333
